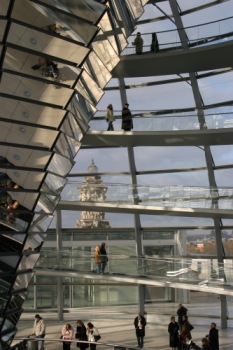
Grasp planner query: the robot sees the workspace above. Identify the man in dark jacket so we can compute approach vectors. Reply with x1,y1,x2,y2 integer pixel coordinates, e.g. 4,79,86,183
177,303,188,330
134,313,147,349
207,322,219,350
122,103,133,131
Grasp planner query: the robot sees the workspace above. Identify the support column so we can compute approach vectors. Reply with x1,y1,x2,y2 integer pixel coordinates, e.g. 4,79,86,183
169,0,227,327
127,146,145,315
56,209,64,322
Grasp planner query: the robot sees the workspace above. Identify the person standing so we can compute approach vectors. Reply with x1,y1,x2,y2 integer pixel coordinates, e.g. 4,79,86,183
168,316,179,350
105,104,115,131
61,324,74,350
134,312,147,349
180,315,192,345
86,322,100,350
75,320,88,350
150,32,159,52
121,103,133,131
93,246,101,274
177,303,188,330
100,242,108,274
207,323,219,350
31,314,46,350
132,32,143,54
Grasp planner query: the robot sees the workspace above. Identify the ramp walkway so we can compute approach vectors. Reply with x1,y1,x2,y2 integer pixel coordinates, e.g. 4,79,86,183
112,40,233,77
34,253,233,296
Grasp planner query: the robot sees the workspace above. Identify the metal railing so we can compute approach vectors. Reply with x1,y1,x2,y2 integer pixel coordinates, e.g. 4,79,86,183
62,183,233,211
122,16,233,55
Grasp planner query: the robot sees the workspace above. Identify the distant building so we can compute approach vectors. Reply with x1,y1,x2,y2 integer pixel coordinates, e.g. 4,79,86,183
76,160,111,228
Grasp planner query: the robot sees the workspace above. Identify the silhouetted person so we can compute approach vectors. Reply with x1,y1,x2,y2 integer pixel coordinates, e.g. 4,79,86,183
177,303,188,330
132,32,143,54
122,103,133,131
151,32,159,52
207,323,219,350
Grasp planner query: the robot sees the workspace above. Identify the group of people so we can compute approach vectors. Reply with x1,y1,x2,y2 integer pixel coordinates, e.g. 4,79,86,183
105,103,133,131
61,321,100,350
31,315,100,350
31,305,219,350
168,304,219,350
93,242,108,274
132,32,159,54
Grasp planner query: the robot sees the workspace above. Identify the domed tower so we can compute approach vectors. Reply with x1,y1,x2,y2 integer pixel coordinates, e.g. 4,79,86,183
76,160,110,228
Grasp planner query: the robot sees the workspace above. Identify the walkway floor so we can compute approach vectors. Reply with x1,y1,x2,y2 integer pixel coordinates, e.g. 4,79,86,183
14,297,233,350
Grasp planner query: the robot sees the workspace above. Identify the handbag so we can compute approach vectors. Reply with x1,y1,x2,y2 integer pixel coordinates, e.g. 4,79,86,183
94,335,101,342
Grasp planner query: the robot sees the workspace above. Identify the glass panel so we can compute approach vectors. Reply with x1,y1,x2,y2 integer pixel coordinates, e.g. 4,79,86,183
0,72,73,106
4,48,81,89
43,173,67,195
54,132,81,159
84,51,112,89
35,1,99,44
125,0,144,19
75,70,104,107
0,20,7,41
0,146,52,169
47,153,73,177
37,193,60,213
7,23,90,65
60,113,85,141
33,0,106,23
0,168,44,190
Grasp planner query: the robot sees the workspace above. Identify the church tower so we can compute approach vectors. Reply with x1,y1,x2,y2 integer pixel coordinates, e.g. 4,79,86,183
76,160,111,228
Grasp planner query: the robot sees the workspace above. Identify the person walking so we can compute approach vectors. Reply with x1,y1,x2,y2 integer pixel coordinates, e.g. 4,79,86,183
61,323,74,350
150,32,159,52
100,242,108,274
121,103,133,131
75,320,88,350
177,303,188,330
31,314,46,350
168,316,179,350
93,246,101,274
105,104,115,131
207,323,219,350
132,32,143,54
86,322,100,350
134,312,147,349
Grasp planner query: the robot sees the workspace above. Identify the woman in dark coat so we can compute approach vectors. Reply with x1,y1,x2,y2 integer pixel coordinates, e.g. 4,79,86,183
122,103,133,131
75,320,88,350
208,323,219,350
134,313,147,349
168,316,179,350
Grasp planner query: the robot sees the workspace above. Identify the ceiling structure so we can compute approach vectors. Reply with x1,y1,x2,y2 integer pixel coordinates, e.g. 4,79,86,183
1,0,233,346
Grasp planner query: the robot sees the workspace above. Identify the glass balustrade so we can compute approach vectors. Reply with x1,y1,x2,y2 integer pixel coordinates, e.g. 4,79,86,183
122,16,233,55
35,250,233,292
89,111,233,132
61,183,233,211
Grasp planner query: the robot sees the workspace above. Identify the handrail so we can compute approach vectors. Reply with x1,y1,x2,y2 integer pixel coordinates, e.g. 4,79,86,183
61,183,233,211
12,337,138,350
122,16,233,55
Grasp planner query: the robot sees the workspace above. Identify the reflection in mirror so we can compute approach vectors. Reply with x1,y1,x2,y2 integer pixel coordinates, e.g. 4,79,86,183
75,70,104,106
60,113,85,141
37,193,60,214
54,132,81,159
47,153,73,177
84,51,112,89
